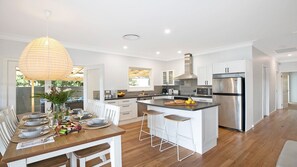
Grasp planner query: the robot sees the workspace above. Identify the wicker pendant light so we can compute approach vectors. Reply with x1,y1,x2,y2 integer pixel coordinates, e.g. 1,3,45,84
19,37,73,80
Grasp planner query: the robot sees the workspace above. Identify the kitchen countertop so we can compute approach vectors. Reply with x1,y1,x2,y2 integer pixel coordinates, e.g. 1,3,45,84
104,94,212,101
137,99,219,111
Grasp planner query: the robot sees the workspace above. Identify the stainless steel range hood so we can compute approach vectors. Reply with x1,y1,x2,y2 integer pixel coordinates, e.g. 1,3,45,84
175,53,197,80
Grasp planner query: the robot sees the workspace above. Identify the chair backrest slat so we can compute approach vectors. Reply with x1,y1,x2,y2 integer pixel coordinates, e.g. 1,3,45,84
0,113,11,155
103,104,120,125
86,100,104,117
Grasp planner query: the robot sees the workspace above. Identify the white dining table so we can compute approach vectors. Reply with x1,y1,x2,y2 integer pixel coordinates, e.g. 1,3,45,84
2,124,125,167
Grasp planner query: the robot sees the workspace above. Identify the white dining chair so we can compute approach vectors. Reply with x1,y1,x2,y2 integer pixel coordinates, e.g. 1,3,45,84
86,100,104,117
72,103,121,167
1,108,17,137
0,112,69,167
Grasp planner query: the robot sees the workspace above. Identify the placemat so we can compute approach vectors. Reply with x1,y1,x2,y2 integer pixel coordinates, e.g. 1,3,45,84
11,128,56,143
81,121,112,130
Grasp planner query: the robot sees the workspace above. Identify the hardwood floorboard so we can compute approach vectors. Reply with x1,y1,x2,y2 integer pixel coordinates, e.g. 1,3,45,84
104,108,297,167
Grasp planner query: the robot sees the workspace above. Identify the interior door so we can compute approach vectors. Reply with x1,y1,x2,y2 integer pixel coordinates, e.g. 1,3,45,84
282,73,289,108
83,64,105,110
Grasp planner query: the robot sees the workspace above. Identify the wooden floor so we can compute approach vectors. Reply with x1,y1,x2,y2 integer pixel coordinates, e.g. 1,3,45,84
2,108,297,167
99,108,297,167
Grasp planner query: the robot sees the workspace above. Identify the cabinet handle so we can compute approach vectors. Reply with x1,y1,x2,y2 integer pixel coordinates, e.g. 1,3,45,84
122,105,130,107
122,112,130,115
227,68,229,73
224,68,227,73
122,100,129,102
108,102,116,104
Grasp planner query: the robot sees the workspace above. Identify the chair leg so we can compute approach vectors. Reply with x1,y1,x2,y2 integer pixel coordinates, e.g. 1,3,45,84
139,113,150,141
150,114,161,147
99,155,107,162
70,153,77,167
159,119,176,152
177,120,196,161
79,157,86,167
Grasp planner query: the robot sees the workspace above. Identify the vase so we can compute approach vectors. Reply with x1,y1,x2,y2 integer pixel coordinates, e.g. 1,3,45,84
53,103,65,123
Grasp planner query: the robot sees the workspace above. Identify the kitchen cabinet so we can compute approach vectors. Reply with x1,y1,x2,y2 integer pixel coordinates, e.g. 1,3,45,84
212,60,246,74
162,70,174,85
197,65,213,85
192,97,213,103
105,98,137,121
152,96,174,100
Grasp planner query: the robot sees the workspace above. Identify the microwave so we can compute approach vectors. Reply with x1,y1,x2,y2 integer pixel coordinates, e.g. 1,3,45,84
196,87,212,96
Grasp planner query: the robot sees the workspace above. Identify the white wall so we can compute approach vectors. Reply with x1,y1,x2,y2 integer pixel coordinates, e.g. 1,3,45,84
0,39,165,109
279,62,297,72
252,47,277,125
289,72,297,102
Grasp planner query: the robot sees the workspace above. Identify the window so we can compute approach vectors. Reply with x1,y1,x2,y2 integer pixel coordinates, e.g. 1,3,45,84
128,67,153,91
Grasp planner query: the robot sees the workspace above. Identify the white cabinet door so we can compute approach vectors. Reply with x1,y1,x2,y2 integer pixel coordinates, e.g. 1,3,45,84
197,66,207,85
192,97,213,103
197,65,212,85
105,98,137,121
162,71,167,85
162,70,174,85
206,65,213,85
212,60,246,74
228,60,246,73
153,96,173,99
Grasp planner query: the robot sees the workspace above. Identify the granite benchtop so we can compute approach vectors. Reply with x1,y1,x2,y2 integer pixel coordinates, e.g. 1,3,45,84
137,99,219,111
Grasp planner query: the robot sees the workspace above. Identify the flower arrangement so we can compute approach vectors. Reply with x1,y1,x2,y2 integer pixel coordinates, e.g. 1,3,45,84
34,87,75,105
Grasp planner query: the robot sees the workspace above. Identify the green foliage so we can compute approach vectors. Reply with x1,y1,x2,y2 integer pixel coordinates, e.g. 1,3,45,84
52,80,83,87
33,87,75,105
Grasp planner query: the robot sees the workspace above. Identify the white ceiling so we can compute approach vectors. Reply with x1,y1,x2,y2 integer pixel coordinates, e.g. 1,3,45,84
0,0,297,61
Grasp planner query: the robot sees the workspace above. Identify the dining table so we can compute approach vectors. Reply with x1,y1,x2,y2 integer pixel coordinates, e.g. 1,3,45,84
1,114,126,167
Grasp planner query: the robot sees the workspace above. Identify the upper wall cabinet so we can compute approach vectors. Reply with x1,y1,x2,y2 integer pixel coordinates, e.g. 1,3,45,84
197,65,213,85
162,70,174,85
212,60,246,74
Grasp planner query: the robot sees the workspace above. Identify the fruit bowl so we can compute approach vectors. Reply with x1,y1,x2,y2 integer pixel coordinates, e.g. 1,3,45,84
117,92,125,97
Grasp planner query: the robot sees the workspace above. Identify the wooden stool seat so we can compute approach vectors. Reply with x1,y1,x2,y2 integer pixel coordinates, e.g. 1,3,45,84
143,110,163,115
0,161,7,167
27,155,68,167
164,115,191,122
74,143,110,158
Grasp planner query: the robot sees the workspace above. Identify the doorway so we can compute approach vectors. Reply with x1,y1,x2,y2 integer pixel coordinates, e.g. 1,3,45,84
282,73,289,109
262,66,270,117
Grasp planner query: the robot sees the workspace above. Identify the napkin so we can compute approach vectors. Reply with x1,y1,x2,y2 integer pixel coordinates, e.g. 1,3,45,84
16,137,55,150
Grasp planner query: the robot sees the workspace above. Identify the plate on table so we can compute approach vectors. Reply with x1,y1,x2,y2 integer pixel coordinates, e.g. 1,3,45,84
24,118,49,126
27,112,47,119
73,113,93,120
19,127,50,139
87,118,109,127
71,108,82,114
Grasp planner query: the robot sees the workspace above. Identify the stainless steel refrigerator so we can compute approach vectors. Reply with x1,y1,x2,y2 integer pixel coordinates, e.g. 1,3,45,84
212,73,245,131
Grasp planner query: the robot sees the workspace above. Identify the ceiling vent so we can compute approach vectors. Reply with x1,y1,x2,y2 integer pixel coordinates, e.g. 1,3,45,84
274,47,297,54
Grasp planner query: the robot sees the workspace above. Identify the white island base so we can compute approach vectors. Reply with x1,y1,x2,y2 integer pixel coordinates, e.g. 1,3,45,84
147,105,218,154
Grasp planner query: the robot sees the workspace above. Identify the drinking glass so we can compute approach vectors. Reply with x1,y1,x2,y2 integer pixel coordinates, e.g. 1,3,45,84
77,110,84,121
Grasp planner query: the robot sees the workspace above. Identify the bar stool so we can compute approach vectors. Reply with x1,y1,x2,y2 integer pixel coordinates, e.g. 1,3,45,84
139,110,163,147
159,114,195,161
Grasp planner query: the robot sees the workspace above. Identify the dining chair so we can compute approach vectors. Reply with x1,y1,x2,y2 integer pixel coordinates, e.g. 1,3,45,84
72,103,121,167
0,112,69,167
86,100,104,117
0,108,16,138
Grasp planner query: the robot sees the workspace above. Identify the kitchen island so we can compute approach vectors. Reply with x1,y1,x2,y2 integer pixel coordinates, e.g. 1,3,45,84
137,99,219,154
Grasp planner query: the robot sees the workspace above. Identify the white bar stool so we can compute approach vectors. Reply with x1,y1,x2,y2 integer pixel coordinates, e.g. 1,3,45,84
159,114,195,161
139,110,163,147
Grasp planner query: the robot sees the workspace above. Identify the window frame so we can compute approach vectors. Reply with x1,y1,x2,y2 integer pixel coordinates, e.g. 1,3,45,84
127,67,154,92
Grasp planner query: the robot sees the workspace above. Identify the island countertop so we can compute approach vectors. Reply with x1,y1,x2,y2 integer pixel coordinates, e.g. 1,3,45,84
137,99,219,111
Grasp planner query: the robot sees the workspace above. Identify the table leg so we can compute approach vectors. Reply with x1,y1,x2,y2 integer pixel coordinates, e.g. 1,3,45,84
7,159,26,167
110,135,122,167
70,152,77,167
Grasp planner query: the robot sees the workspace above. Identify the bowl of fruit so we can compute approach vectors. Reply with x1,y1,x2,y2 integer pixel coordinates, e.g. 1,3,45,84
117,91,125,97
185,98,196,105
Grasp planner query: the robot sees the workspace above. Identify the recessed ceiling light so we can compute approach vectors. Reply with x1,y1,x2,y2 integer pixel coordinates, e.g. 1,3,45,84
288,54,292,56
164,29,171,34
177,50,182,54
123,46,128,50
156,51,160,55
123,34,140,40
